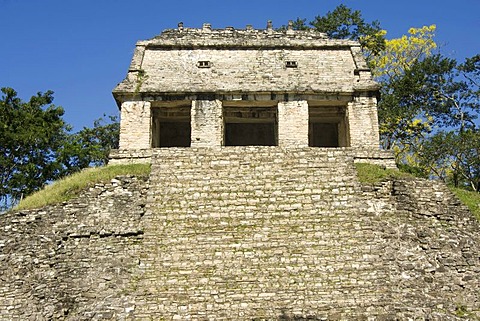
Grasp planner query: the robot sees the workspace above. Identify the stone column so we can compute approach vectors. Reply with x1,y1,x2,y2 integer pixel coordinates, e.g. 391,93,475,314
119,101,151,150
277,100,309,148
191,100,223,147
347,95,380,148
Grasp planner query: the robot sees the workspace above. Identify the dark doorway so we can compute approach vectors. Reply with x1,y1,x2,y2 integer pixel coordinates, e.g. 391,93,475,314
151,106,191,147
225,123,276,146
158,122,191,147
308,105,348,147
309,122,339,147
223,106,277,146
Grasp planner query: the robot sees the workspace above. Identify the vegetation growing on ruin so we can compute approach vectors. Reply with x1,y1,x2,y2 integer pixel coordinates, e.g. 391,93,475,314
355,163,411,184
14,164,150,211
291,6,480,193
356,163,480,221
451,187,480,221
0,87,120,210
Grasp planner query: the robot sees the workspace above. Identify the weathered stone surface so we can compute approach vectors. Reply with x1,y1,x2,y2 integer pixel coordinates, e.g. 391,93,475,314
191,100,223,147
119,101,151,150
113,25,382,152
0,175,149,320
113,27,376,97
347,95,380,149
278,100,309,147
1,147,479,320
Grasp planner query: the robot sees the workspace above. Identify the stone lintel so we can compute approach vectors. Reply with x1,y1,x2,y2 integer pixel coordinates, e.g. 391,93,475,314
113,92,355,109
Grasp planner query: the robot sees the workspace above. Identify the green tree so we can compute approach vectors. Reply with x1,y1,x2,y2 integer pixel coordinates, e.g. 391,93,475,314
310,4,385,55
58,115,119,174
378,52,479,190
420,130,479,191
0,87,120,210
405,55,479,189
373,25,438,152
282,5,386,56
0,87,70,209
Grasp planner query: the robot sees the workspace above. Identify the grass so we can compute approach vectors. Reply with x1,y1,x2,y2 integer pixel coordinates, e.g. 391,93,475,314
15,163,151,211
450,187,480,221
355,162,411,184
356,163,480,221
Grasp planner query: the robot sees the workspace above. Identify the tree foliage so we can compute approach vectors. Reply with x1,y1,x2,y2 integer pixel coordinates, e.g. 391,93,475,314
0,88,119,210
282,5,386,56
58,115,119,175
310,4,385,55
420,130,480,191
374,28,479,191
370,25,437,80
0,88,69,208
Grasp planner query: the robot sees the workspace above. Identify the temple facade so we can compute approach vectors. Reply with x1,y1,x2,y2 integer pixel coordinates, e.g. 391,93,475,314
111,22,390,165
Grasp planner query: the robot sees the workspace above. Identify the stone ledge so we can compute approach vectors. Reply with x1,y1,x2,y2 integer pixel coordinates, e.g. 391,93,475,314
352,148,397,169
108,149,153,165
109,147,396,169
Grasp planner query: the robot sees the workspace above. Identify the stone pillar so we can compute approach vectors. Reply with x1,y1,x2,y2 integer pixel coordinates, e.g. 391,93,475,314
119,101,151,150
347,95,380,148
191,100,223,147
277,100,309,147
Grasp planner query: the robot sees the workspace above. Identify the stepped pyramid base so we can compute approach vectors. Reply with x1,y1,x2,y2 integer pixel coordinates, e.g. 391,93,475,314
134,147,387,318
1,147,478,320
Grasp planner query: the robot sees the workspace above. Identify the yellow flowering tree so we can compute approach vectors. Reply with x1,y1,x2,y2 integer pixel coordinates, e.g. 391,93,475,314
370,25,437,79
373,25,439,172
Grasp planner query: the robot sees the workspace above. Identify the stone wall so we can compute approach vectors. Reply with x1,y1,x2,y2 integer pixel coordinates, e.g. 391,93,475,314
0,175,149,320
109,147,397,170
119,101,151,150
108,149,153,165
352,148,397,169
347,95,380,148
138,47,356,93
360,178,480,319
277,100,309,147
1,147,479,320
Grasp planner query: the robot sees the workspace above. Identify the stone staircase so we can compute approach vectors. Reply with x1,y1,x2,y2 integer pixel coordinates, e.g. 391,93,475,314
131,147,391,319
2,147,479,320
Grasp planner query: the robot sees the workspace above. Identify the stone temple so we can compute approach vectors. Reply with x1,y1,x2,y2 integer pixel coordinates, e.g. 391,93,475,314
2,23,479,320
111,22,393,166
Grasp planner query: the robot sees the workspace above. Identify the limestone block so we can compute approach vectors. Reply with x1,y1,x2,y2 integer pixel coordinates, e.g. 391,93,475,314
137,48,356,94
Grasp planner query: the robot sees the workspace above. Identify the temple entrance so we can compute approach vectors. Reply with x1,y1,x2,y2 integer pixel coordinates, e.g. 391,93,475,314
308,105,348,147
223,104,277,146
151,106,191,147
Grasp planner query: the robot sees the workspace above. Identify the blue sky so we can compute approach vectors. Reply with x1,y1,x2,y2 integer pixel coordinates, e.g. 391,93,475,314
1,0,479,131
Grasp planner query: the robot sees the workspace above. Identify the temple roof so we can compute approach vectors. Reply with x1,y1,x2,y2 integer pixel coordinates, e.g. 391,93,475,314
113,23,379,105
